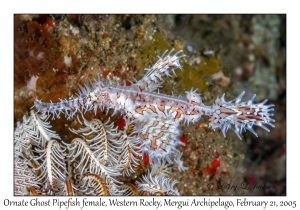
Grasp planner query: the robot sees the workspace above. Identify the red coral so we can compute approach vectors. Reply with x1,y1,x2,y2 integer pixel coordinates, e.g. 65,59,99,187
179,135,188,149
214,150,220,158
103,70,109,77
203,166,216,174
14,15,59,87
143,153,149,165
116,116,126,130
203,158,220,175
211,158,220,168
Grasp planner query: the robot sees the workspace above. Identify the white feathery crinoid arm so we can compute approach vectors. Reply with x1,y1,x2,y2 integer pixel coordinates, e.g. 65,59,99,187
69,113,123,166
14,111,61,151
118,117,142,177
33,140,68,193
79,173,112,196
64,138,122,185
14,156,41,195
136,48,186,90
209,91,275,139
136,168,180,196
